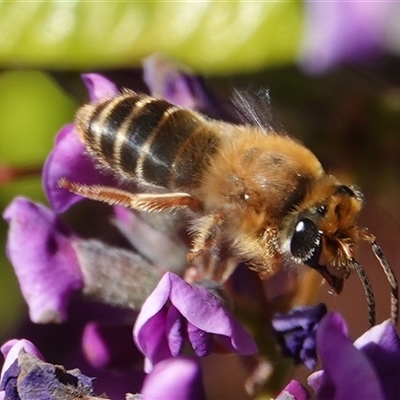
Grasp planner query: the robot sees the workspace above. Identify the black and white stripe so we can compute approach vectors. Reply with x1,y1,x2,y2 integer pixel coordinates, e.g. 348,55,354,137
76,92,221,190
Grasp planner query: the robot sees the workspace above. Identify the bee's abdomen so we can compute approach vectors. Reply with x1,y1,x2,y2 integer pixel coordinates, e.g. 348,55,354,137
76,92,220,190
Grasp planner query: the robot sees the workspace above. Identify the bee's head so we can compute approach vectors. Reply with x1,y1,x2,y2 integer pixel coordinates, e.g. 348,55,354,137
288,182,363,294
287,178,397,327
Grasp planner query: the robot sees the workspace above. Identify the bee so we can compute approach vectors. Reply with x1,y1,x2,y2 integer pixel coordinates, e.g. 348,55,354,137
60,89,398,327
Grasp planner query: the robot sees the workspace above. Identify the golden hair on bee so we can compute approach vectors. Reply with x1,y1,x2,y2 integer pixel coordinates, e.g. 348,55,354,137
59,89,398,327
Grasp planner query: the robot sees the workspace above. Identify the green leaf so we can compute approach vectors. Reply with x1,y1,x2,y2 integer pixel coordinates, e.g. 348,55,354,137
0,70,77,166
0,70,77,210
0,1,303,74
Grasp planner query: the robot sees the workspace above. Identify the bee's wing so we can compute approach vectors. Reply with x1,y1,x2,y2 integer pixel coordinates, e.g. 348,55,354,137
231,88,282,133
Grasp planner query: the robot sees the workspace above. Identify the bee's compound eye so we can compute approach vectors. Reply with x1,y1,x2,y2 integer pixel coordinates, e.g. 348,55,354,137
290,218,322,266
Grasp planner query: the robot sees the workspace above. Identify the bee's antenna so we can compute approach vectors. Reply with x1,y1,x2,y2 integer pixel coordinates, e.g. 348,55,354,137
351,258,376,327
359,228,398,325
371,241,398,324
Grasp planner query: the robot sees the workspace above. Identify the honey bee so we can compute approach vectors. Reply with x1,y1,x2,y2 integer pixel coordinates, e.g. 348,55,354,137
60,89,398,327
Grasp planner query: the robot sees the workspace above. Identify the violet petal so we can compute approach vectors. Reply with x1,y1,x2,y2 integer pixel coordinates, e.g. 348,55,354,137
141,357,206,400
135,308,173,371
187,322,214,357
143,55,218,116
133,272,172,364
81,73,118,102
165,305,184,357
3,198,83,323
313,312,384,400
134,272,257,366
276,380,310,400
300,2,391,73
82,322,142,370
272,303,327,369
354,319,400,400
272,303,327,370
42,125,117,214
167,273,257,355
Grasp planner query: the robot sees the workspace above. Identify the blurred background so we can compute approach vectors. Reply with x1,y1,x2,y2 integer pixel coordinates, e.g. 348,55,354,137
0,1,400,398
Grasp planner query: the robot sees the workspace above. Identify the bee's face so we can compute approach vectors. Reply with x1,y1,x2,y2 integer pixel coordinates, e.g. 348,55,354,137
287,182,364,294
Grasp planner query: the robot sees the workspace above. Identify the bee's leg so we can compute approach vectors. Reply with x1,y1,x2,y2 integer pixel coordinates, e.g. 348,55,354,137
187,212,225,261
187,212,232,282
58,179,203,213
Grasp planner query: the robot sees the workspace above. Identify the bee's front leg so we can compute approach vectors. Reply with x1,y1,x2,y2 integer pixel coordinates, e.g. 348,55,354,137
58,179,203,213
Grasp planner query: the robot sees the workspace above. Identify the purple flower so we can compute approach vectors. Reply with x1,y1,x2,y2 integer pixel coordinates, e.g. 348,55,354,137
3,197,162,324
134,272,258,371
0,339,96,400
3,197,83,323
308,312,400,400
0,339,206,400
300,2,393,73
272,303,327,370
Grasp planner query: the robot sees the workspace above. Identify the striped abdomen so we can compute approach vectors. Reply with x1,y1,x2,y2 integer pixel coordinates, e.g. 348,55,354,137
75,91,221,190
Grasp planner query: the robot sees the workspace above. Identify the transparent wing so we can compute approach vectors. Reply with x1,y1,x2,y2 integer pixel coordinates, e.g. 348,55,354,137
231,87,283,133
